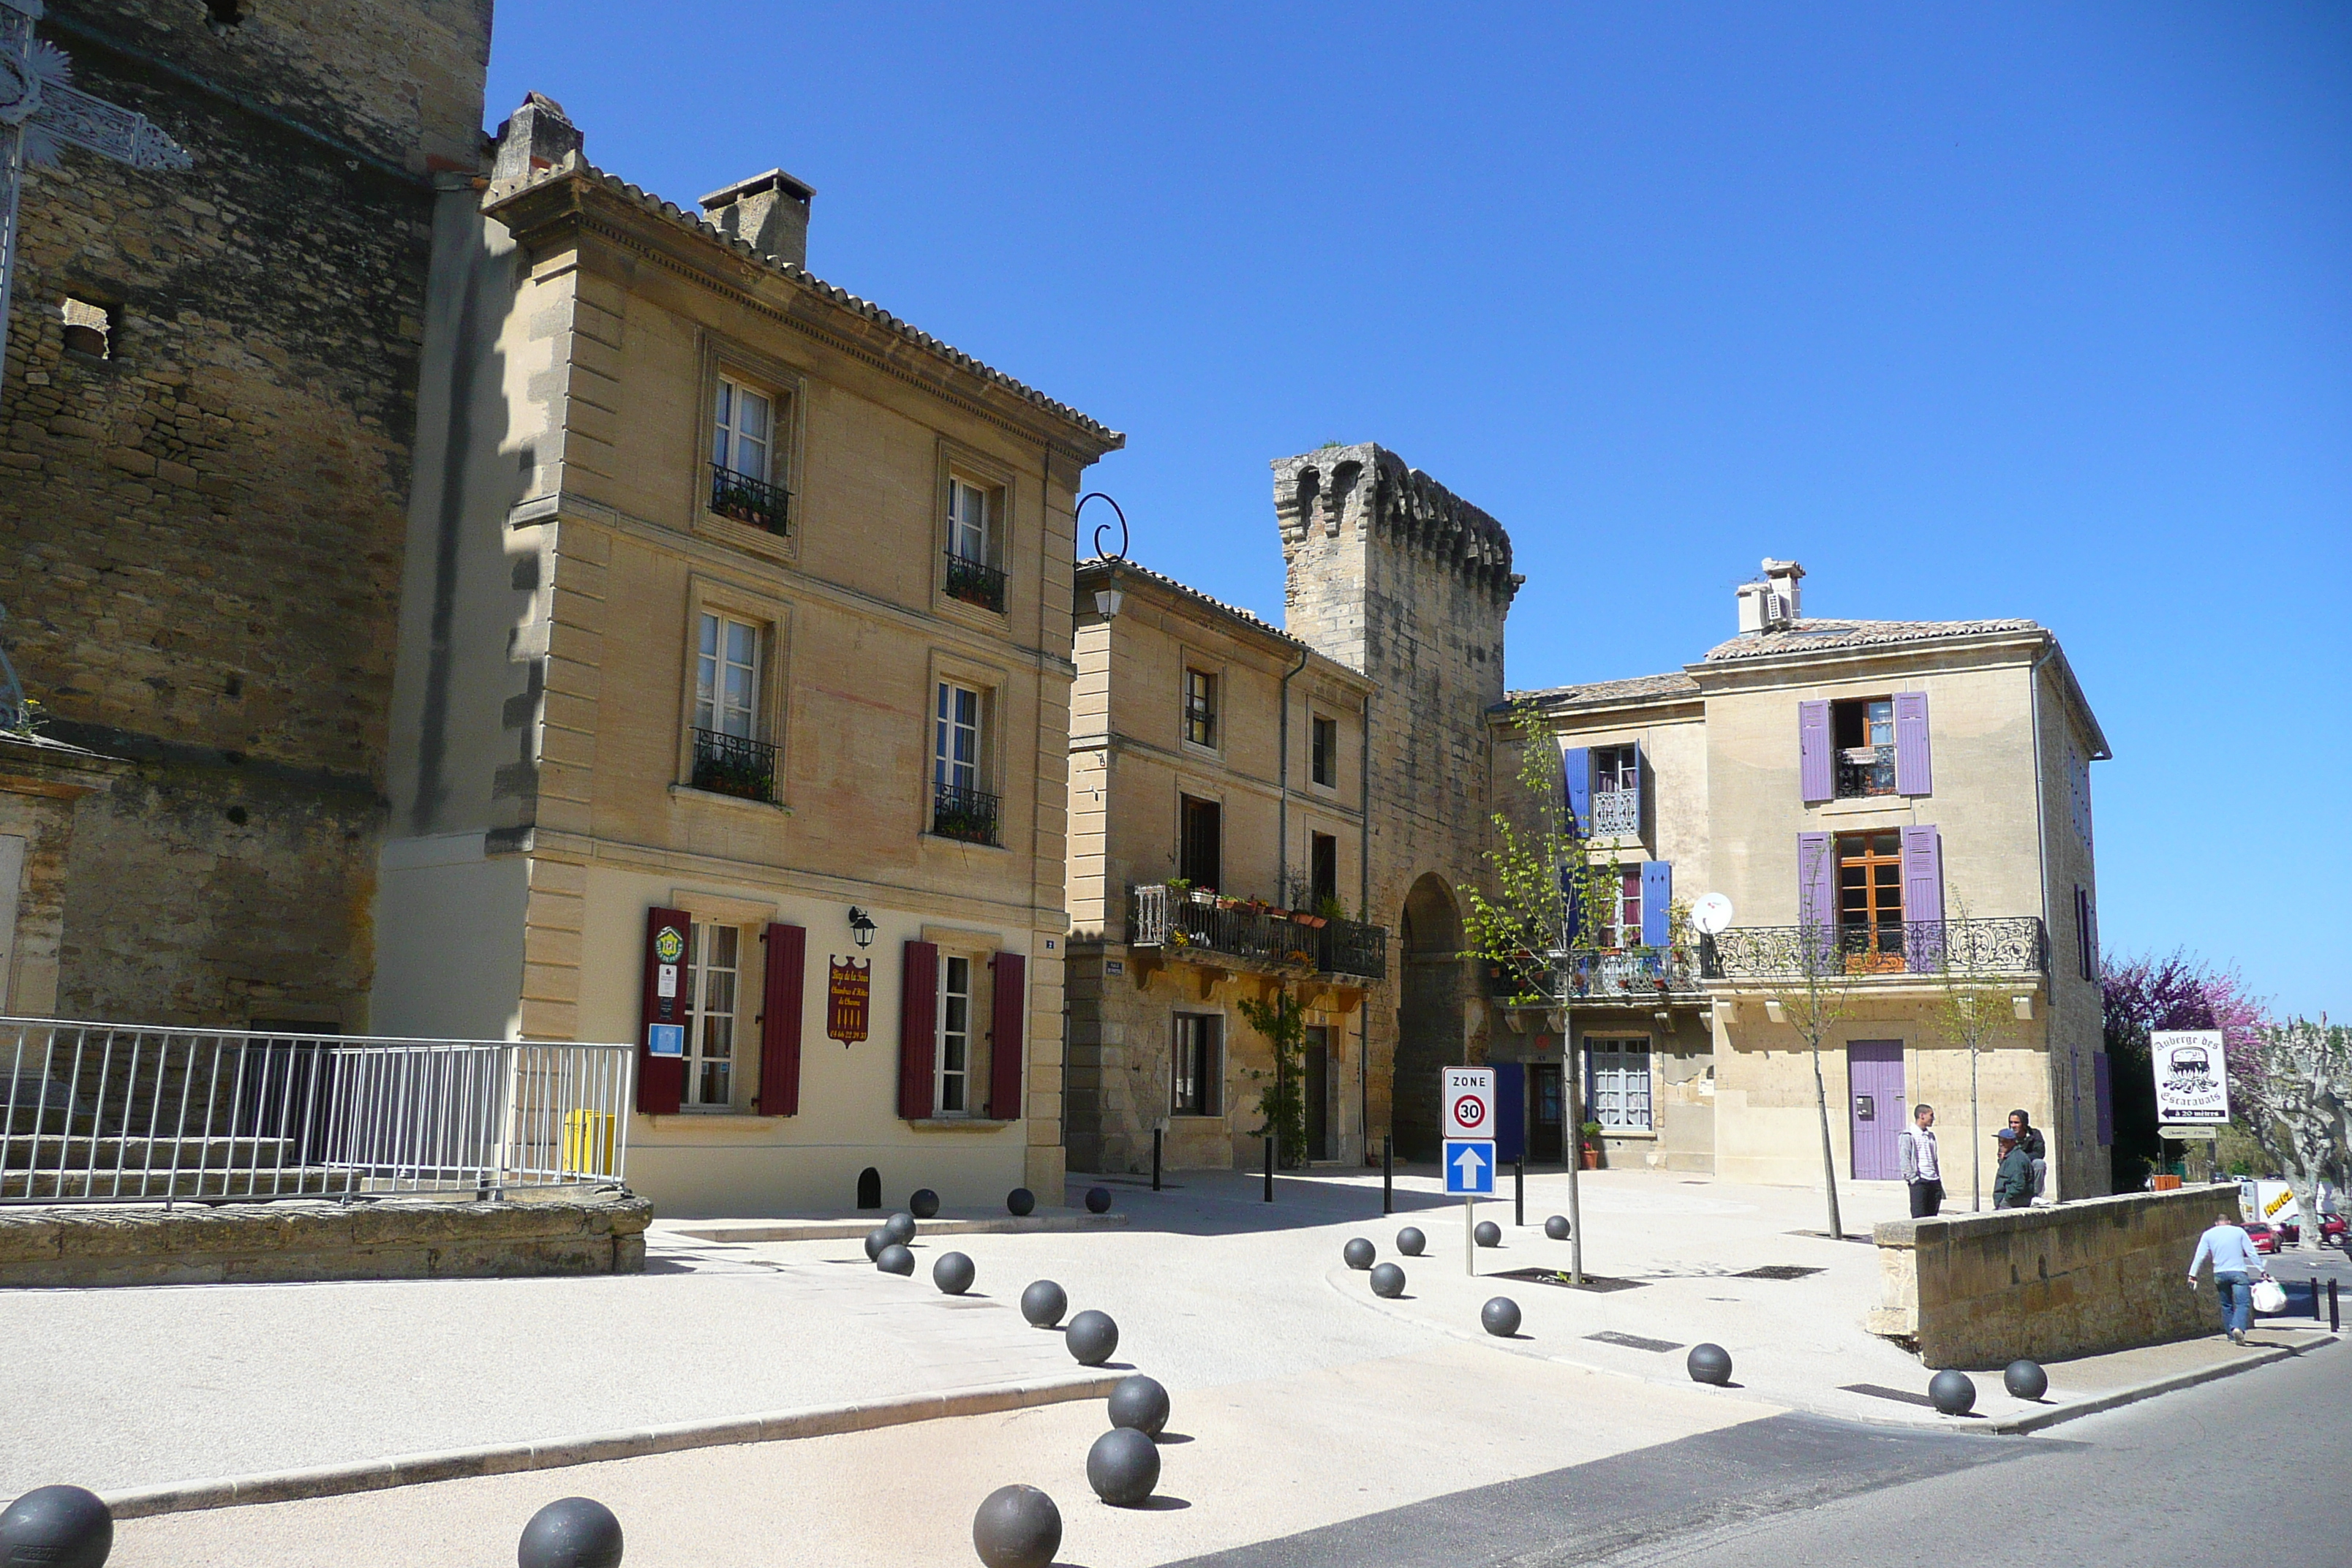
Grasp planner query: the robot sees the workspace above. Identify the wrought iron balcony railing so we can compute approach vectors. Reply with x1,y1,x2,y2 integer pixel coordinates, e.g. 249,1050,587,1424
1699,916,2048,981
1835,744,1896,799
1482,946,1703,1006
691,728,779,804
930,782,1000,845
1590,788,1640,837
944,551,1007,614
1128,885,1389,981
709,463,791,536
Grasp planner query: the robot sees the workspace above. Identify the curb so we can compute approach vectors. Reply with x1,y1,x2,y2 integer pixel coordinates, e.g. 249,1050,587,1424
1985,1333,2339,1434
100,1371,1123,1520
671,1214,1131,1244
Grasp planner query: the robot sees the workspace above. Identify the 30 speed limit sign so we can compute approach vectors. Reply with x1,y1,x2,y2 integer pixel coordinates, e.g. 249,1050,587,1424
1443,1068,1494,1140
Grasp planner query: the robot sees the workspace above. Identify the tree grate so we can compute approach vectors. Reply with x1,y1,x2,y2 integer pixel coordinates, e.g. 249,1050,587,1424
1585,1330,1683,1353
1493,1267,1646,1293
1734,1264,1825,1280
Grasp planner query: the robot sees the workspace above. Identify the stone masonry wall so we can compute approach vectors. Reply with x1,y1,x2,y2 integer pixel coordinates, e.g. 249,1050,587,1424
0,2,491,1025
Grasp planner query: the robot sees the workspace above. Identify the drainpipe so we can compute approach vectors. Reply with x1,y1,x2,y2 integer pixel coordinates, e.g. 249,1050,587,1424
2027,639,2062,1195
1276,646,1311,906
1360,689,1374,1161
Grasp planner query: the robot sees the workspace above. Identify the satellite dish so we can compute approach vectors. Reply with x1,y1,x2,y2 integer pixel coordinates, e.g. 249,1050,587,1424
1691,893,1734,935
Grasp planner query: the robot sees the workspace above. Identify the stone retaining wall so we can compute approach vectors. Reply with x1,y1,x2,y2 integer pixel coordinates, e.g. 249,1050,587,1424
1869,1184,2231,1368
0,1188,650,1288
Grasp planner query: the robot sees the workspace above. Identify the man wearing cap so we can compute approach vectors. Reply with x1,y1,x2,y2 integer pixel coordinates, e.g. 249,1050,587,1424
1992,1128,2035,1209
2189,1210,2268,1345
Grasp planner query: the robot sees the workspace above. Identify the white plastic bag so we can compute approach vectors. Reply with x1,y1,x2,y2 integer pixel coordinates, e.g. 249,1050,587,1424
2250,1278,2287,1314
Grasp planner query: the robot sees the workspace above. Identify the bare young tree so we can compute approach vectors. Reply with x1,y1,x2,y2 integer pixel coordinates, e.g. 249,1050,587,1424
1926,900,2013,1212
1768,835,1861,1240
2246,1017,2351,1251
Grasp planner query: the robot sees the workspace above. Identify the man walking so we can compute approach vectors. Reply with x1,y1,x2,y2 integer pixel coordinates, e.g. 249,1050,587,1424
1992,1128,2035,1209
2188,1210,2267,1345
1900,1104,1944,1218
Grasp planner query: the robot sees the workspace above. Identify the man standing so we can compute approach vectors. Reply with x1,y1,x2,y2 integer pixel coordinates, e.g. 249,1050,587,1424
2189,1210,2267,1345
1900,1104,1945,1218
2008,1109,2048,1202
1992,1128,2035,1209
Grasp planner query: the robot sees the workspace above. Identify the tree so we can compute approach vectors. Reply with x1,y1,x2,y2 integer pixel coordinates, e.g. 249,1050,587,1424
1926,900,2013,1211
1235,987,1307,1169
1766,833,1861,1240
2244,1017,2351,1249
2101,951,2269,1188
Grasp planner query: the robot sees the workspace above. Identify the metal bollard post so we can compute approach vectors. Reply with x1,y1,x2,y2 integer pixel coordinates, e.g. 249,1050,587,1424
1515,1159,1524,1228
1263,1136,1274,1202
1382,1134,1393,1215
2332,1278,2340,1335
1152,1127,1163,1192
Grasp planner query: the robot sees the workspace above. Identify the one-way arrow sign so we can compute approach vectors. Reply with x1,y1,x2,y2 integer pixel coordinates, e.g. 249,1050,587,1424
1444,1138,1495,1196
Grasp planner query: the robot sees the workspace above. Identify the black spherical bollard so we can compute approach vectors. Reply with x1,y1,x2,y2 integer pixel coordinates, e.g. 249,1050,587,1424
1369,1262,1406,1298
1066,1308,1120,1366
1544,1214,1571,1241
2003,1359,2048,1401
1086,1426,1161,1507
0,1485,113,1568
516,1496,623,1568
910,1188,941,1219
933,1251,976,1295
881,1211,917,1247
1481,1297,1523,1338
972,1484,1061,1568
1085,1186,1114,1214
1928,1369,1977,1416
863,1226,891,1262
1107,1373,1170,1439
1396,1226,1426,1256
1686,1343,1733,1385
1020,1278,1067,1327
876,1243,916,1276
1474,1220,1501,1248
1007,1187,1037,1217
1343,1237,1376,1270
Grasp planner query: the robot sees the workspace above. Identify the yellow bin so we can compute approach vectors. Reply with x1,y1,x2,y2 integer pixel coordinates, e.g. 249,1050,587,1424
562,1109,616,1176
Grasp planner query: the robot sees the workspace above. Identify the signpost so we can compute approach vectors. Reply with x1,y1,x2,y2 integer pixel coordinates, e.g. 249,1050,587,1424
1444,1067,1494,1275
2152,1028,2228,1183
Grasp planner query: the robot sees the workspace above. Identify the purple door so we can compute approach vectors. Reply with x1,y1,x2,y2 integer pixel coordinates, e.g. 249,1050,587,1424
1847,1041,1906,1180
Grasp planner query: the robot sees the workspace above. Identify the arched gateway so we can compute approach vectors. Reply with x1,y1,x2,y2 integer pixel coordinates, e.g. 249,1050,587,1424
1394,872,1468,1161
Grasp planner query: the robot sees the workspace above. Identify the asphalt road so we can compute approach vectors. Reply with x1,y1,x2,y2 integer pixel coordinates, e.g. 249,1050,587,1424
1166,1341,2345,1568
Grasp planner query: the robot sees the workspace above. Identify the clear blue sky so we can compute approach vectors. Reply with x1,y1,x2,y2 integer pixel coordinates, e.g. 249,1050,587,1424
486,3,2349,1019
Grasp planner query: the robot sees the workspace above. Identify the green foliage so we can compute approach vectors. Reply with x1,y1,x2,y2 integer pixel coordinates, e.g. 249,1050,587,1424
1461,701,1621,1004
1235,988,1308,1167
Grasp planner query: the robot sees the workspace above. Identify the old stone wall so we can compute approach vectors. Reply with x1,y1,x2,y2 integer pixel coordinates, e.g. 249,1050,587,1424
0,1,491,1025
1869,1184,2230,1368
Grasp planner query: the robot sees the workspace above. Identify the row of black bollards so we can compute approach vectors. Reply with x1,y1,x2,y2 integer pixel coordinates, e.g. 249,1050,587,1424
0,1488,625,1568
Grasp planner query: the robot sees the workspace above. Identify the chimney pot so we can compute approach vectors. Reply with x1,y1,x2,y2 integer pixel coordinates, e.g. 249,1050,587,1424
700,169,816,271
491,91,582,185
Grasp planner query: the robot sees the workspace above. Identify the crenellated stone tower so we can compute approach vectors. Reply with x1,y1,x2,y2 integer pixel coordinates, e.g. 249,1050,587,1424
1274,444,1521,1159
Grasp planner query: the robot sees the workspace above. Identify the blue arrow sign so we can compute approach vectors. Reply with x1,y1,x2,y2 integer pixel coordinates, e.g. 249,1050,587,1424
1444,1139,1495,1196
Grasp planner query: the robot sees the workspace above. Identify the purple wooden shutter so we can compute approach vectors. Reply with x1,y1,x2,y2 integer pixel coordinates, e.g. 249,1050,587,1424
2094,1054,2114,1147
638,906,690,1116
898,941,939,1120
1901,826,1943,973
1640,862,1672,948
758,922,806,1117
1796,832,1834,929
1893,692,1932,796
1562,747,1591,835
988,952,1025,1120
1798,702,1832,803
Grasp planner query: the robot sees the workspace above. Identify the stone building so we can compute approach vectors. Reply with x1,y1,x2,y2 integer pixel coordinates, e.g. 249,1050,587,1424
1063,559,1383,1175
369,99,1122,1215
0,0,493,1028
1507,560,2113,1200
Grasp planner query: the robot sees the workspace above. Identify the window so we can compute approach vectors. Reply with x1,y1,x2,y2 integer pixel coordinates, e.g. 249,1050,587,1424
690,612,777,802
947,478,991,563
61,298,112,359
1172,1014,1221,1115
1586,1039,1652,1131
932,682,998,843
1184,668,1217,748
1311,833,1338,911
1311,715,1338,787
938,955,973,1114
712,376,772,481
1836,830,1904,958
684,921,740,1108
1178,795,1221,889
1590,744,1641,835
1594,867,1641,949
941,471,1007,612
1833,698,1896,797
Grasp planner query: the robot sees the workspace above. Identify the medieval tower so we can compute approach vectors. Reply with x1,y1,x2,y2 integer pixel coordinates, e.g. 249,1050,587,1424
1274,444,1520,1158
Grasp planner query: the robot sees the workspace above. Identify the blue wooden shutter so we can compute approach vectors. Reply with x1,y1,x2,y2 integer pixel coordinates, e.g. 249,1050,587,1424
1562,746,1591,836
1630,740,1648,838
1495,1063,1525,1164
1640,862,1672,948
1798,702,1832,803
1561,861,1581,943
1893,692,1932,796
1901,826,1943,973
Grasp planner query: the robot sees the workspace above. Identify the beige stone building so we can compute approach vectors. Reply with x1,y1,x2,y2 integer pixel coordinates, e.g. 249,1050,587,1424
1064,561,1383,1174
371,99,1120,1216
1509,561,2113,1200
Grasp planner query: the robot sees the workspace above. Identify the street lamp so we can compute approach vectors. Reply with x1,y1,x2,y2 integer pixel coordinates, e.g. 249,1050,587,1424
1077,491,1130,619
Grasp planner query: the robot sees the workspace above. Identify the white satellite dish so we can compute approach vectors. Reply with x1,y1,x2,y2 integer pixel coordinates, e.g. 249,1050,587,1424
1691,892,1734,935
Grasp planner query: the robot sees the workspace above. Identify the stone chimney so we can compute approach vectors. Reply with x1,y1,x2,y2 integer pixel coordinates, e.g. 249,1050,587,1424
1736,558,1804,633
700,170,816,269
491,92,582,184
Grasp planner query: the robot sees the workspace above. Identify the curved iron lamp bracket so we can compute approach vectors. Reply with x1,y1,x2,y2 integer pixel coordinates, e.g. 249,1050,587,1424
1077,491,1129,562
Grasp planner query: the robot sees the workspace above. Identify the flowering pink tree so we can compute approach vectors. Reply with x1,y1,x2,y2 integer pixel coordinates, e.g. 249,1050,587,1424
2100,951,2270,1186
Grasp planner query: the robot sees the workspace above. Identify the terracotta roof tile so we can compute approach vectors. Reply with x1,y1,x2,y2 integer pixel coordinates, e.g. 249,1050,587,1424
1702,617,2040,662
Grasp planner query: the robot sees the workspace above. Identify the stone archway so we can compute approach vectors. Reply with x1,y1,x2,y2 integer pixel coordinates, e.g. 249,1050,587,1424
1393,872,1466,1162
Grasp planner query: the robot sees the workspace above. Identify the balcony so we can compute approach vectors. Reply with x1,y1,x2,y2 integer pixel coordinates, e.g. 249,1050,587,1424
1589,788,1640,837
710,463,791,536
1128,884,1388,982
1699,916,2048,981
1482,946,1703,1008
1835,744,1896,799
944,551,1007,614
930,782,1000,846
691,728,778,804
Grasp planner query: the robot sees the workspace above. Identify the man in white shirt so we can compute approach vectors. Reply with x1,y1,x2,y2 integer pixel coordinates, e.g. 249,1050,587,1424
1899,1104,1944,1218
2189,1212,2269,1345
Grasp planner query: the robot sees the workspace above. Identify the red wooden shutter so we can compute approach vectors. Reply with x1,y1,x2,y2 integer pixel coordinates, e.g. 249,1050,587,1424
988,951,1026,1120
1798,702,1832,802
1893,692,1933,796
898,941,939,1120
758,922,806,1117
638,905,690,1115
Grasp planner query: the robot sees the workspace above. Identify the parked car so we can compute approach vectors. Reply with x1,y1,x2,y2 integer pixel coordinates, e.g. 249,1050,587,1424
2321,1213,2348,1251
2243,1221,2280,1256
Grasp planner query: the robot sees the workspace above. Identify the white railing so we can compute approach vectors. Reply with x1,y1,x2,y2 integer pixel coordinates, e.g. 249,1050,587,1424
1591,788,1640,837
1,1019,633,1205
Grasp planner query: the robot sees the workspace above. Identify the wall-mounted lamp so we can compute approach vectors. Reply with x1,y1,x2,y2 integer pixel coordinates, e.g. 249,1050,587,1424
847,907,877,949
1077,491,1130,620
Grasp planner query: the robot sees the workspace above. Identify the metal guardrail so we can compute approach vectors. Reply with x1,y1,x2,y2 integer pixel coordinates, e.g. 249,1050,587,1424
709,462,791,535
931,783,1000,845
1836,743,1896,799
1590,789,1640,837
943,551,1007,613
1128,885,1388,981
692,726,778,804
1483,946,1702,1005
1,1019,634,1204
1699,916,2048,980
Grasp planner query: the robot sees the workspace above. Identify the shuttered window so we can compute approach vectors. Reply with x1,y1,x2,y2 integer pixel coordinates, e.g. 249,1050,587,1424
1586,1039,1652,1131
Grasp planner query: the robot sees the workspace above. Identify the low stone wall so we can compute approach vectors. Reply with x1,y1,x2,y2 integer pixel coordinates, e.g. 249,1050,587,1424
1869,1185,2232,1368
0,1187,651,1288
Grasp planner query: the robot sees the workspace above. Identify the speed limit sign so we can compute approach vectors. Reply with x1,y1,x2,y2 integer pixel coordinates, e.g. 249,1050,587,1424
1443,1068,1493,1140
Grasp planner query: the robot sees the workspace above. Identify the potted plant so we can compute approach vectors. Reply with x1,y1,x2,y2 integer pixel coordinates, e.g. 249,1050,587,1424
1292,909,1327,929
1580,1121,1606,1170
